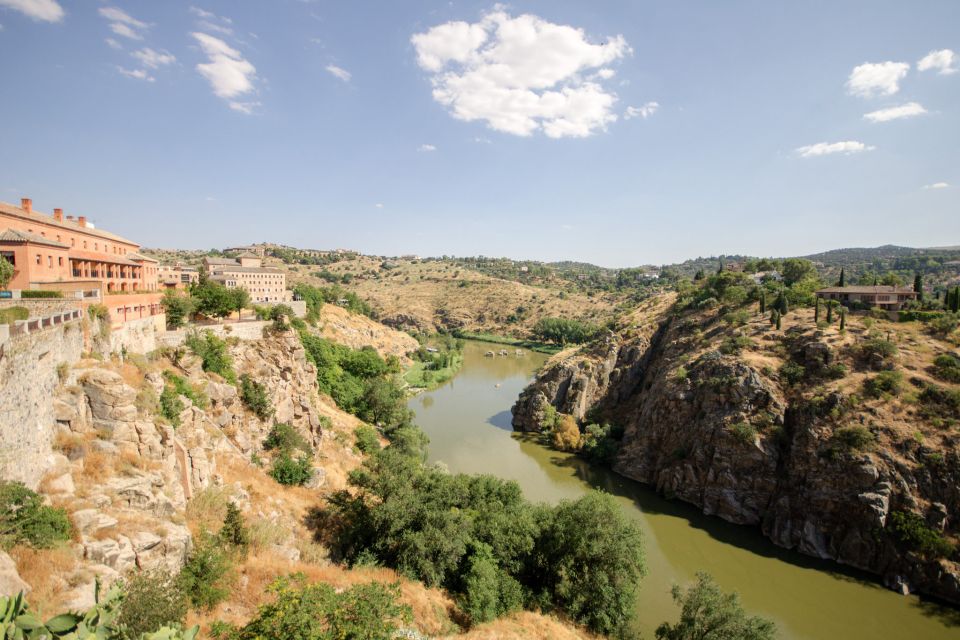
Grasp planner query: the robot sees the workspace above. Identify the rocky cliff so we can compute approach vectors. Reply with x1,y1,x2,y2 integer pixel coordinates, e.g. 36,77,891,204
513,295,960,604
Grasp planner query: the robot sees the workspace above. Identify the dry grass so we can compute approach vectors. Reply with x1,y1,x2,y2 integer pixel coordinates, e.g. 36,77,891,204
8,546,80,614
79,449,112,483
443,611,597,640
52,431,88,460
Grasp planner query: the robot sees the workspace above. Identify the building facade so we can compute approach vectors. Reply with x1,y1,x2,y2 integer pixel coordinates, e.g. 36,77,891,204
815,286,918,311
0,198,163,325
158,264,200,290
203,253,290,303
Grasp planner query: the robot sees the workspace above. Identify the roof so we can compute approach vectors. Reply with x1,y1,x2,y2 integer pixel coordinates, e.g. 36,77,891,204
211,266,284,274
0,201,138,246
0,228,71,249
127,252,159,263
817,286,916,294
234,251,260,259
204,257,240,266
68,249,141,267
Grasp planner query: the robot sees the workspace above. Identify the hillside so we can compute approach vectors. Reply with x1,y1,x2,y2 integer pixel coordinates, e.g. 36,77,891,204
513,280,960,604
285,256,627,336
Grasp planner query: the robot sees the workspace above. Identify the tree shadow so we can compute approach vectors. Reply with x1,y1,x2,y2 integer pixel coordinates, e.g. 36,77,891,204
486,409,514,431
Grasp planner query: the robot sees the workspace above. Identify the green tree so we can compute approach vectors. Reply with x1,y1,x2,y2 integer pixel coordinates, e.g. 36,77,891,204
838,267,845,287
178,535,232,611
780,258,816,286
913,273,924,300
229,288,251,321
0,481,72,549
775,311,782,330
240,374,273,420
191,281,235,319
0,255,13,290
117,569,189,638
655,572,776,640
219,502,250,550
161,290,196,330
839,308,846,331
759,290,766,314
826,302,833,323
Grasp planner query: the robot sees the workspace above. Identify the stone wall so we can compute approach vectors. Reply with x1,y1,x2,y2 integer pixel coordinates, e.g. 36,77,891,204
108,314,166,354
160,321,271,348
0,316,83,489
0,298,80,318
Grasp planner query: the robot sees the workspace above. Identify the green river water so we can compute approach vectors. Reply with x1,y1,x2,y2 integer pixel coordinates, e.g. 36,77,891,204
408,340,960,639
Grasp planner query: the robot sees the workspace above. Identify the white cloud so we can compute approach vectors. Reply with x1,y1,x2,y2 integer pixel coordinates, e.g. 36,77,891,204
0,0,64,22
846,61,909,98
105,37,122,49
192,32,258,110
132,47,175,69
375,203,384,208
189,6,215,19
595,68,615,80
411,9,630,138
863,101,927,123
795,141,875,158
918,49,958,75
923,182,950,190
99,6,147,40
198,20,232,36
624,101,659,120
117,66,154,82
325,64,351,82
418,144,437,152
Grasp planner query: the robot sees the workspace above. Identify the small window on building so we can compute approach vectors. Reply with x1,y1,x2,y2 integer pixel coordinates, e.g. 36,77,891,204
83,241,87,249
36,254,41,265
58,257,63,266
48,256,52,267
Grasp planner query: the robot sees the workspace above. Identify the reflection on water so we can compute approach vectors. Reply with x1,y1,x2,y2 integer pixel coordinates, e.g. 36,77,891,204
410,341,959,639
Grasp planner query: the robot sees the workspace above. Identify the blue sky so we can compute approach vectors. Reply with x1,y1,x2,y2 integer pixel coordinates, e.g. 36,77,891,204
0,0,957,267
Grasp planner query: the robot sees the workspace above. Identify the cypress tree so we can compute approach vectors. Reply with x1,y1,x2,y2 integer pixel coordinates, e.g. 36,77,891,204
838,268,845,287
914,273,924,301
760,291,766,314
775,311,782,330
694,269,705,281
873,275,879,286
778,290,789,315
769,309,777,326
954,287,960,313
814,298,820,322
717,258,724,275
840,308,846,331
826,302,833,323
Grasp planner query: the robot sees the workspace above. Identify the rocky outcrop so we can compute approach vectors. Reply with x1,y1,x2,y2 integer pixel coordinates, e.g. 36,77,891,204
512,301,960,605
0,551,29,596
318,304,419,364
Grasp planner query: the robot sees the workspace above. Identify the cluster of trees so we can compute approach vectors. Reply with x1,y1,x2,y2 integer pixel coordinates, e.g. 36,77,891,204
293,283,372,321
323,427,646,637
161,280,251,329
532,317,600,345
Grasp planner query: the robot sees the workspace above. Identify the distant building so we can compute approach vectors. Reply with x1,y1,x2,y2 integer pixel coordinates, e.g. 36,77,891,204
203,254,290,303
752,270,782,284
815,286,917,311
723,261,745,273
158,264,199,290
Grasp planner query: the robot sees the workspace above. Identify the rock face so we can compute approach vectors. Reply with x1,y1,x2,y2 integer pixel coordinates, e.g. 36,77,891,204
512,302,960,605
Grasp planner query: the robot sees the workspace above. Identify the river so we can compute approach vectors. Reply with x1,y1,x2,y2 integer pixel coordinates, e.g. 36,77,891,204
408,340,960,639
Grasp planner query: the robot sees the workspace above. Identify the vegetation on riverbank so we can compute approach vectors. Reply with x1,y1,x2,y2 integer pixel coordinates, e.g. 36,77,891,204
452,331,563,354
404,333,465,390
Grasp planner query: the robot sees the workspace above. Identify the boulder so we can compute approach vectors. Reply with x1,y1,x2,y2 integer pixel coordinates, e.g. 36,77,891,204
0,551,30,596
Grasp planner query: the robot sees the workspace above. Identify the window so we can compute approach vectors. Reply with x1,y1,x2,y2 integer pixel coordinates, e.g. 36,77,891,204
58,257,63,266
36,254,41,265
48,256,52,267
83,241,87,249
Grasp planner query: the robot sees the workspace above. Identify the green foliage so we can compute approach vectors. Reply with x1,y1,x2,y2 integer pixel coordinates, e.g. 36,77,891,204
932,354,960,383
580,423,625,466
830,426,875,454
353,424,381,454
190,281,237,319
218,503,250,550
20,290,63,299
655,572,777,640
532,317,599,345
779,361,806,385
780,258,817,286
727,422,757,445
918,383,960,421
857,337,898,363
719,335,752,355
863,370,904,398
0,255,12,289
0,481,72,549
161,291,196,330
270,453,314,486
263,423,312,455
185,331,236,383
162,371,208,409
269,304,295,331
210,575,410,640
178,535,232,611
159,386,185,427
117,569,189,639
927,312,960,336
87,303,110,321
0,306,28,325
888,511,955,560
325,439,645,638
898,310,945,323
293,283,372,322
239,374,273,420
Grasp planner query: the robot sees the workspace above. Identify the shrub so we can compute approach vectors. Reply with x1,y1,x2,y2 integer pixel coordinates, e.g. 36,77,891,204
830,426,875,453
87,303,109,321
240,374,273,420
269,453,314,486
551,414,582,452
0,306,28,325
580,423,625,466
928,312,960,336
211,576,411,640
20,290,62,298
161,290,196,330
163,371,208,408
888,510,955,560
117,569,188,639
863,370,904,398
178,535,232,611
722,310,750,327
218,502,250,550
918,383,960,422
779,361,806,385
858,337,898,365
932,354,960,383
263,423,312,455
655,572,776,640
185,331,236,383
269,304,295,332
719,335,752,355
353,424,381,454
727,422,757,445
532,317,599,345
159,386,185,427
0,481,73,549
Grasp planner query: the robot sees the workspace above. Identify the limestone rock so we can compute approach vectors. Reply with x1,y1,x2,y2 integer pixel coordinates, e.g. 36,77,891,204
0,551,30,596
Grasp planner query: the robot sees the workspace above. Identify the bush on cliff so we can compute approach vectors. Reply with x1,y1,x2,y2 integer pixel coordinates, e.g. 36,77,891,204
117,568,189,639
240,374,273,420
0,481,73,549
185,331,236,383
888,510,955,560
932,354,960,383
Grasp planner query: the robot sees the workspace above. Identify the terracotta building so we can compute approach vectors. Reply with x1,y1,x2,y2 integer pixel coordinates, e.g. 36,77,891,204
203,253,290,303
815,286,918,311
0,198,163,325
158,264,200,290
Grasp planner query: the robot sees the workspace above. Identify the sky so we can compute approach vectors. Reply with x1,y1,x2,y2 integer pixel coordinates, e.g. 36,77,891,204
0,0,957,267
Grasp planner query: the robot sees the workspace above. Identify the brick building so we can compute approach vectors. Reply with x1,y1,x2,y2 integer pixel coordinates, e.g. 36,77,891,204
815,286,918,311
203,253,290,303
